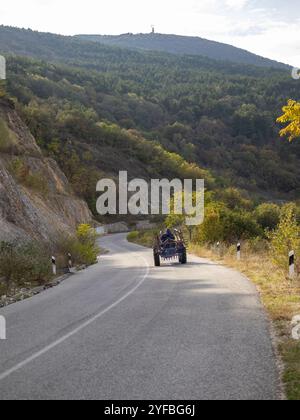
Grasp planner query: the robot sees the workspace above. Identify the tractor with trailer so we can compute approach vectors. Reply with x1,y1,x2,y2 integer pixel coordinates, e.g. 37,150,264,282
153,229,187,267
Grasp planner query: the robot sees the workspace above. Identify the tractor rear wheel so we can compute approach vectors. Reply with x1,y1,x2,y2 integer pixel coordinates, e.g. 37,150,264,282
154,252,161,267
180,249,187,264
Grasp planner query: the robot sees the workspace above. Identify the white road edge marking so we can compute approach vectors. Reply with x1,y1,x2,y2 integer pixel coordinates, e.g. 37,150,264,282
0,255,150,382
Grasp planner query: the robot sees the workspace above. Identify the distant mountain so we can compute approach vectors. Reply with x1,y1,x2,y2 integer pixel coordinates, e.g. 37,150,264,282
76,33,288,69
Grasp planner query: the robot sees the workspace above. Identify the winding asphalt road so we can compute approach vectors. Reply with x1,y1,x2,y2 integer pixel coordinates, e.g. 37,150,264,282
0,234,279,400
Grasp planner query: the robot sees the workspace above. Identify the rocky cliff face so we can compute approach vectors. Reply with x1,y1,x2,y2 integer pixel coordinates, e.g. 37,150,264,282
0,98,92,242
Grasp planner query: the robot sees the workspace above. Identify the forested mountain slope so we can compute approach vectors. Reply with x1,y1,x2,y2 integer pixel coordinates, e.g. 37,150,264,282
76,32,288,69
0,26,300,211
1,60,214,217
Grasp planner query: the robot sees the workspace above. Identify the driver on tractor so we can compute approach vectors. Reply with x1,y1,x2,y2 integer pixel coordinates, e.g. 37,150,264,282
160,228,175,243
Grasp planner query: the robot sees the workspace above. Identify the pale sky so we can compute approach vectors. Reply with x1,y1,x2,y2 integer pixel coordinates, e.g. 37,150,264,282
0,0,300,66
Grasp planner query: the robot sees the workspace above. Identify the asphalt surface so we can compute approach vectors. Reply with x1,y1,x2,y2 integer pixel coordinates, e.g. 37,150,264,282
0,234,279,400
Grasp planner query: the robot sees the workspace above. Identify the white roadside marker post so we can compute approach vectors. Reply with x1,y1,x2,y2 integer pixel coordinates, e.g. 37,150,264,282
237,243,241,261
68,253,72,271
0,316,6,340
289,251,295,279
52,256,57,276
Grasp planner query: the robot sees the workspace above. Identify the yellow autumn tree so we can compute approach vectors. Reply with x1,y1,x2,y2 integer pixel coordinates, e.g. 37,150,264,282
277,100,300,141
73,224,99,265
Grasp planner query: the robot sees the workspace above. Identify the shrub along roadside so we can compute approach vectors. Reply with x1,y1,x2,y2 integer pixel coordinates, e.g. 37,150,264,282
0,224,100,298
0,241,52,295
268,204,300,272
57,224,100,267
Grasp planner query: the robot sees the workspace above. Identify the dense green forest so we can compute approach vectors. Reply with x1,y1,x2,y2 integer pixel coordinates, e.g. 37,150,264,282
1,26,300,215
76,32,287,69
2,56,215,215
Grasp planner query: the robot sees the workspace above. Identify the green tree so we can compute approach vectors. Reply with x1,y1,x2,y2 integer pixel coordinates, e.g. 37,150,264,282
268,204,300,270
194,202,225,244
255,203,281,231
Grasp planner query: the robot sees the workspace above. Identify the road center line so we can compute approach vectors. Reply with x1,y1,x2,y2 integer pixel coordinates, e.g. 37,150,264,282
0,254,150,382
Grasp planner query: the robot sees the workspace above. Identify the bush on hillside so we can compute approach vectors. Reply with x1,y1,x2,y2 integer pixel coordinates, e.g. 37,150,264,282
255,203,281,231
9,157,49,194
194,201,262,244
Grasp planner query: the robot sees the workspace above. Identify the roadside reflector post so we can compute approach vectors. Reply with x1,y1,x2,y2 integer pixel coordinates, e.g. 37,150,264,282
237,243,241,261
289,251,295,279
68,253,72,271
0,316,6,340
52,256,57,276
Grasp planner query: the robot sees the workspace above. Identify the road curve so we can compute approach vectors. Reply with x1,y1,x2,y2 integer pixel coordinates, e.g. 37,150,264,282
0,234,279,400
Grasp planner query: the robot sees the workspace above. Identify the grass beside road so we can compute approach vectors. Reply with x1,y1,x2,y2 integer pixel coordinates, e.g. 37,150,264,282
127,230,158,248
128,231,300,400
